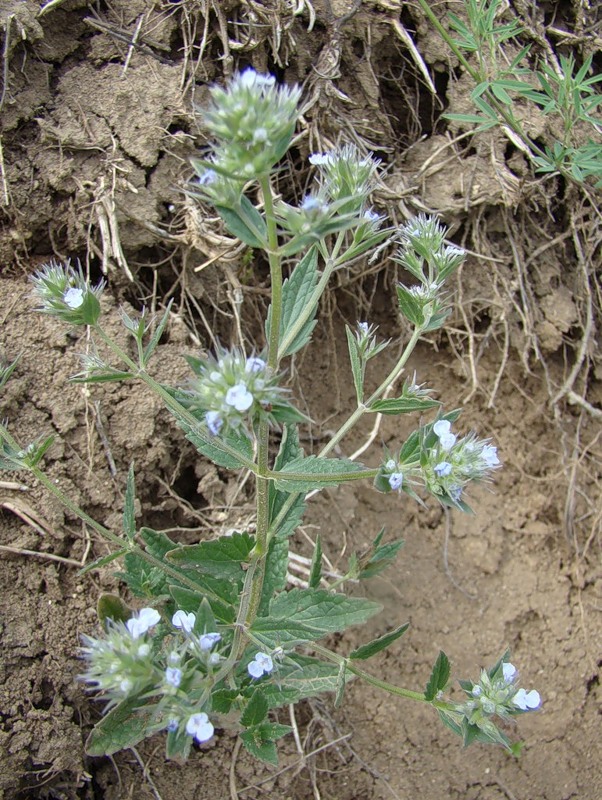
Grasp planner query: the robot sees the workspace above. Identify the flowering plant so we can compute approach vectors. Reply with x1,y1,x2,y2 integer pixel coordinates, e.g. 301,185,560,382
0,68,539,765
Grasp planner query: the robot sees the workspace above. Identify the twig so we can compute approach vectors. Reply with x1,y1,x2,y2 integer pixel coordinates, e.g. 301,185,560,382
0,543,83,567
229,736,242,800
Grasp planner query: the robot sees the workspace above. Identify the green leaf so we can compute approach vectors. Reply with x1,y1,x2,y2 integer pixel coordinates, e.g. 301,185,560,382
215,201,266,248
123,462,136,543
166,727,193,762
274,247,320,357
334,660,347,708
250,617,318,647
369,396,440,415
261,655,352,706
240,723,292,765
97,593,132,627
308,534,322,589
240,690,269,728
79,547,129,575
350,622,410,660
272,455,369,492
425,650,450,701
357,528,404,579
396,285,424,326
143,301,173,365
270,588,381,634
85,697,153,756
268,426,307,538
345,324,364,403
166,532,254,579
168,400,253,470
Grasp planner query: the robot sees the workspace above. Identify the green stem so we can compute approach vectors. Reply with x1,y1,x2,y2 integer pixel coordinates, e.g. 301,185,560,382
310,642,426,702
94,326,257,473
266,325,423,545
319,326,423,458
25,461,212,596
259,174,283,371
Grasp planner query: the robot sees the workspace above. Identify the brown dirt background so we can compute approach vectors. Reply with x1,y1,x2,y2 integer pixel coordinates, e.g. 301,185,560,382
0,1,601,799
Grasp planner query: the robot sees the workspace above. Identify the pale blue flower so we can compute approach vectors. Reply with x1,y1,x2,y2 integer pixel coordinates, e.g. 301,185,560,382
136,643,150,658
385,459,397,471
186,712,214,742
300,195,328,214
225,383,254,411
238,68,275,90
513,688,541,710
198,169,217,186
199,632,221,650
248,652,274,678
363,208,380,223
309,153,330,166
357,321,369,336
388,472,404,491
172,610,196,633
434,461,452,477
64,287,84,308
205,410,223,436
167,718,179,732
126,607,161,639
165,667,182,687
502,662,517,683
481,444,500,468
245,356,266,373
433,419,456,450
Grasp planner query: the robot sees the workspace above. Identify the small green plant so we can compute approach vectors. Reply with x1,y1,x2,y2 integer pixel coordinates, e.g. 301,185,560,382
0,69,540,764
417,0,602,186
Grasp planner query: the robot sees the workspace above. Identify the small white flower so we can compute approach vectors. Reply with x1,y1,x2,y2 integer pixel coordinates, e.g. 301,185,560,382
172,610,196,633
385,459,397,471
513,688,541,711
247,652,274,678
199,632,221,651
119,677,133,693
300,195,327,213
502,662,517,683
481,444,500,468
186,712,215,743
206,411,223,436
471,685,482,697
363,208,380,223
309,153,330,166
388,472,404,491
168,650,180,665
238,68,275,90
433,420,457,451
245,356,266,373
357,322,370,336
165,667,182,687
225,383,254,411
434,461,452,478
64,287,84,308
209,652,221,666
253,127,268,144
137,643,150,658
126,607,161,639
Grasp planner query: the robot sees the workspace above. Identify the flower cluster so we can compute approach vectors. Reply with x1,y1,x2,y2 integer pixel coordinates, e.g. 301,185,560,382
30,260,105,326
80,606,223,745
378,418,501,508
198,69,301,184
395,215,466,331
460,660,541,723
182,349,296,435
310,145,380,215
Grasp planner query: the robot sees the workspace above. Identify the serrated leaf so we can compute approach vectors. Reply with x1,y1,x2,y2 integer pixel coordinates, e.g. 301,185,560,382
425,650,450,701
240,690,269,728
240,723,291,765
350,622,409,660
261,655,352,706
250,617,319,647
345,325,364,403
166,532,254,579
273,455,368,492
270,588,381,634
369,396,440,415
308,534,322,589
123,463,136,542
85,697,153,756
274,247,319,357
211,688,240,714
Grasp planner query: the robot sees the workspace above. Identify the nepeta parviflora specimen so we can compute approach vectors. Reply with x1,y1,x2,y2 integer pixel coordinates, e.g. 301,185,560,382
0,68,540,765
